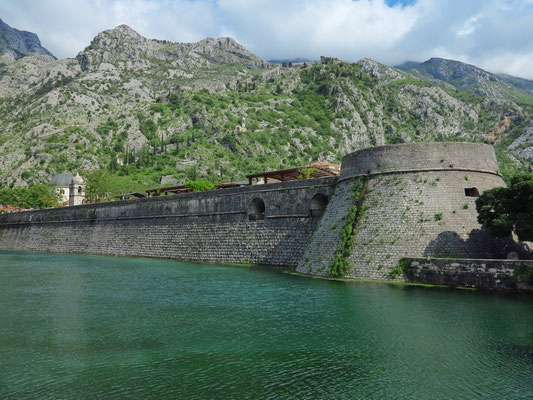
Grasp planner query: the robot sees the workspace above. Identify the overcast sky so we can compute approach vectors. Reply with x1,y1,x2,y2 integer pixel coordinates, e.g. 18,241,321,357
2,0,533,79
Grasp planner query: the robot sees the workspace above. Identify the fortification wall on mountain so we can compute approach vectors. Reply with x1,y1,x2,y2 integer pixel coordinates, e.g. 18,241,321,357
1,143,529,287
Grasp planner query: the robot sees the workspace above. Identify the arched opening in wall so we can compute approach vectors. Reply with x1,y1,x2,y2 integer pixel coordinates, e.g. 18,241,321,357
464,187,480,197
249,198,265,221
78,186,82,194
309,193,328,217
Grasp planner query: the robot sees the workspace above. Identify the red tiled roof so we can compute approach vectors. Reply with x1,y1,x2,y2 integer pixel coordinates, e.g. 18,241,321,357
0,205,32,213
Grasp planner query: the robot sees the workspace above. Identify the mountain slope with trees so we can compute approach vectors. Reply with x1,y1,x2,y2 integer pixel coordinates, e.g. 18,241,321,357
0,25,532,197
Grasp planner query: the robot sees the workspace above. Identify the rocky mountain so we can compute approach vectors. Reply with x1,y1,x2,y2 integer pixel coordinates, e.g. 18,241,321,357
396,58,531,103
496,73,533,96
0,25,532,192
0,18,54,61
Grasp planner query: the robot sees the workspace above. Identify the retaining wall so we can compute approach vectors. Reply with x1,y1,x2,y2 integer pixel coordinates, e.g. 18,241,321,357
404,258,533,292
0,178,335,266
297,142,530,279
1,142,531,286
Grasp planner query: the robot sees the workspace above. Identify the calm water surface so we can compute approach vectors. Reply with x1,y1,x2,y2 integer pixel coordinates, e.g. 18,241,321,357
0,251,532,399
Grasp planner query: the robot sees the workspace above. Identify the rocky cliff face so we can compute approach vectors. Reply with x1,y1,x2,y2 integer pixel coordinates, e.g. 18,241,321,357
0,18,54,60
0,24,532,189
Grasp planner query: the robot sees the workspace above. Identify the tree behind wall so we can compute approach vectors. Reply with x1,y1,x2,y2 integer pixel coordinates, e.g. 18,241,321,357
0,185,60,209
476,173,533,242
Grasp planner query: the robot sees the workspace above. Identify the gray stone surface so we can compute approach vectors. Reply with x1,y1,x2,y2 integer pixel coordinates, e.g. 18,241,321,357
346,170,518,280
1,143,531,287
404,258,533,292
299,142,530,281
296,180,355,275
0,178,334,267
340,142,500,180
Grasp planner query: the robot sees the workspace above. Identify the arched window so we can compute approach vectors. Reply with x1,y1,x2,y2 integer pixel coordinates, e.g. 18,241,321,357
78,186,83,194
249,198,265,220
310,193,328,217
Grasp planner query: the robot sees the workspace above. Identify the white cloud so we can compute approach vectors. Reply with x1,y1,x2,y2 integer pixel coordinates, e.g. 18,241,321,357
481,51,533,79
1,0,533,79
456,14,483,37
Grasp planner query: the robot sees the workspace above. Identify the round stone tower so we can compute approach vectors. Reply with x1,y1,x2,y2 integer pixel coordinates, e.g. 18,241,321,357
298,142,517,280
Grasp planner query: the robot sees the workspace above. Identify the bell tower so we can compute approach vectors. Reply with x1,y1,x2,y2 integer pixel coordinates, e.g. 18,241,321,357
69,173,85,206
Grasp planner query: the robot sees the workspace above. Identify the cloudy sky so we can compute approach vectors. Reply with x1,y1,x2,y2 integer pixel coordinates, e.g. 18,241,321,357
2,0,533,78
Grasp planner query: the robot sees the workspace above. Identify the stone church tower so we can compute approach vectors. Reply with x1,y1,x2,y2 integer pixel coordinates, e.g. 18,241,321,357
69,173,85,206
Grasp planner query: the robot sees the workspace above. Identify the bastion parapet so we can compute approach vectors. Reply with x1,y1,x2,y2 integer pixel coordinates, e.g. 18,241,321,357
340,142,501,180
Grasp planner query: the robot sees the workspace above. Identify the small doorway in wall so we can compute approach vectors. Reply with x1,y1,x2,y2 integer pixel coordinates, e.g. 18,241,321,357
249,198,265,220
309,193,328,217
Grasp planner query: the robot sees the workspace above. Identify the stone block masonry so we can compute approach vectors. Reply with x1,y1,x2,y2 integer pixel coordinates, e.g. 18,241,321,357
1,142,531,290
404,258,533,292
298,142,531,281
0,178,335,267
296,180,356,275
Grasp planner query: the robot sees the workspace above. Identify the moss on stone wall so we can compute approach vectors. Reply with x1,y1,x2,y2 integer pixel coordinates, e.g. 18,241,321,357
329,177,368,276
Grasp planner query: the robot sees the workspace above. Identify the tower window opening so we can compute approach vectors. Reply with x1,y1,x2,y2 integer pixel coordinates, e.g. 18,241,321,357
464,187,480,197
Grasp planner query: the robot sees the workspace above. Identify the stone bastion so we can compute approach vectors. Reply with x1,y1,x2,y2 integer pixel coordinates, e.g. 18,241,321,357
297,142,530,280
0,142,530,285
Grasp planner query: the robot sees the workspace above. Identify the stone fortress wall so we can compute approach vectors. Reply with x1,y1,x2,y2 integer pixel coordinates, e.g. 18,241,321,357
0,142,530,287
0,178,335,266
297,142,529,280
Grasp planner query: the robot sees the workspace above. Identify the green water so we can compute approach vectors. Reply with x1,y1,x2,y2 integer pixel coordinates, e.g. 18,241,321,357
0,251,532,399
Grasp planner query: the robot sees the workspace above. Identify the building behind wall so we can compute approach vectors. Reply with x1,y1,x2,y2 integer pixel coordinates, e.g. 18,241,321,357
51,172,74,204
69,173,85,206
51,172,86,206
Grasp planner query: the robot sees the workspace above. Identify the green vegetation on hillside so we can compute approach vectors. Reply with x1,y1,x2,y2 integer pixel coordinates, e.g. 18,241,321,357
0,28,532,191
0,185,60,209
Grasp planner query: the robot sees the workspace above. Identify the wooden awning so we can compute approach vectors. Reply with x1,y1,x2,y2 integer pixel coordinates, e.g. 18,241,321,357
118,192,146,200
142,162,340,197
145,182,244,197
245,162,340,185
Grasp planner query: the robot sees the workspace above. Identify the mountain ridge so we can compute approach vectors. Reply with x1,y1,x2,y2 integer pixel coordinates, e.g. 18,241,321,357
396,57,533,103
0,24,531,193
0,18,55,60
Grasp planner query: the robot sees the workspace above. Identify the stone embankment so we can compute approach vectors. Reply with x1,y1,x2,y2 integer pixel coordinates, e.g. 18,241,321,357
404,258,533,292
0,178,335,267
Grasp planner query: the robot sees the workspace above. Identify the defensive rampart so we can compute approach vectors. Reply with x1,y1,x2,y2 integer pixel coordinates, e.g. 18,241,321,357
404,258,533,292
297,142,530,279
1,142,531,290
0,178,335,266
